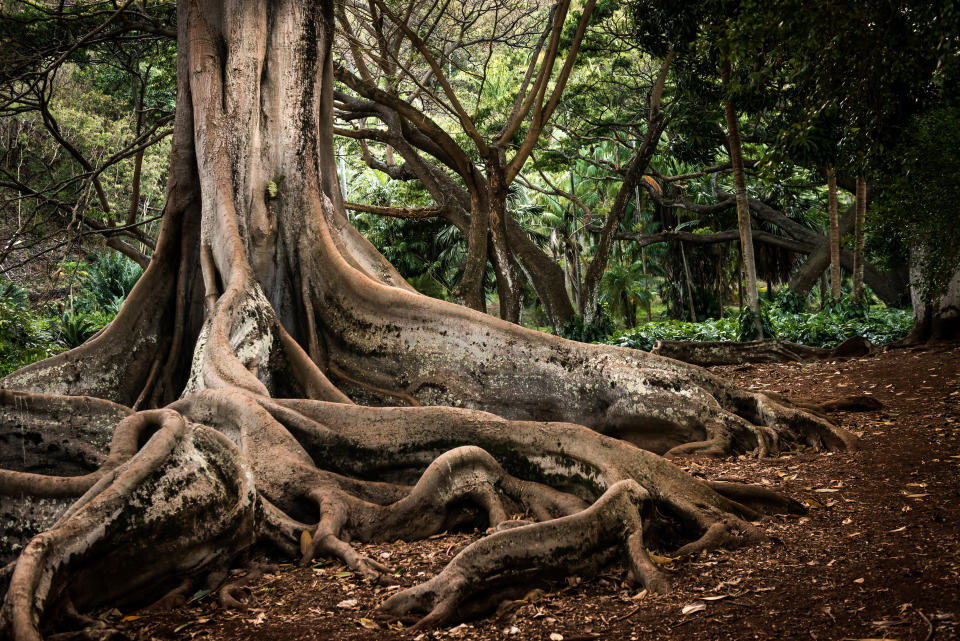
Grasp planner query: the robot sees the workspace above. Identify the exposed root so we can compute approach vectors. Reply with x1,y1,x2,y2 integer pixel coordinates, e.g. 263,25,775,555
0,414,257,641
216,563,278,611
0,409,181,499
673,518,764,557
380,480,669,628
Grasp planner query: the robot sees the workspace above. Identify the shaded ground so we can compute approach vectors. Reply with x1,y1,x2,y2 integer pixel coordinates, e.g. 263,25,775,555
108,344,959,641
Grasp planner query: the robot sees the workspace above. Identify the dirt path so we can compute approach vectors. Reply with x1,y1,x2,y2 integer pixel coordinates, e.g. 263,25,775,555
118,344,960,641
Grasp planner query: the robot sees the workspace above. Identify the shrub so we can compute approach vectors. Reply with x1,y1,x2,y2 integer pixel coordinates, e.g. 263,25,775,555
609,300,911,352
560,312,615,343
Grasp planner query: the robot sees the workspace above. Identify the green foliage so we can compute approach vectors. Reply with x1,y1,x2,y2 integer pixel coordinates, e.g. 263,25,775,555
874,106,960,302
0,297,57,377
0,281,28,306
55,310,99,348
81,252,144,310
763,294,911,347
560,312,615,343
610,301,911,352
736,305,774,341
611,316,740,351
0,251,143,375
600,261,654,325
772,288,807,314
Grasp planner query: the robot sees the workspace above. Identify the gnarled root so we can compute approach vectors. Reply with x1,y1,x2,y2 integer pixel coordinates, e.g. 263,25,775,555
380,480,668,628
0,411,256,641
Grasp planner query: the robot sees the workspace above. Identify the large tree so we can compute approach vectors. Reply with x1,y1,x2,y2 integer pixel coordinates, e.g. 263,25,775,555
0,1,858,638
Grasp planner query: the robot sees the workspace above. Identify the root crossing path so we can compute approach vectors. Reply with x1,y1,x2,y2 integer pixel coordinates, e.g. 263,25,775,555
0,2,856,639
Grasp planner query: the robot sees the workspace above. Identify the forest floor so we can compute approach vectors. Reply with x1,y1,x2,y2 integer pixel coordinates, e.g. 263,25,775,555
120,343,960,641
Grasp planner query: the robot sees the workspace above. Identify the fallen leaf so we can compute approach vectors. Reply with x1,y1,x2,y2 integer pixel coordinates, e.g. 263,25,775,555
337,599,359,609
681,602,706,615
358,618,379,630
334,571,355,578
853,577,865,584
120,615,142,623
550,634,564,641
300,529,313,556
187,589,212,603
649,553,677,565
701,595,732,601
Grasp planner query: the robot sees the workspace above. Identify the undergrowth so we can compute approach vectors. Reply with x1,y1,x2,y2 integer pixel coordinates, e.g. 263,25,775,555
0,252,143,376
610,295,912,352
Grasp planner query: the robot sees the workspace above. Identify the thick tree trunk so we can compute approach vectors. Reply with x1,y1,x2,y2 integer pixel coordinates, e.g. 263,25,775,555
507,216,575,332
907,245,960,342
0,3,858,638
827,166,842,299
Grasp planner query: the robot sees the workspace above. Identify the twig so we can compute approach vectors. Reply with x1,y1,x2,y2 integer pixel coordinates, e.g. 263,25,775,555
916,608,935,641
614,603,643,621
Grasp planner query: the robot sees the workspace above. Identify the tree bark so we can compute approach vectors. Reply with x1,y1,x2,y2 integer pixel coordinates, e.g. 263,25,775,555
0,3,858,638
458,170,491,313
852,177,866,303
827,166,842,299
722,61,761,336
486,150,523,323
906,244,960,342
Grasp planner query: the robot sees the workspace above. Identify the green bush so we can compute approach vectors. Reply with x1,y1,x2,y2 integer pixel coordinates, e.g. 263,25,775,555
560,312,615,343
55,310,101,348
609,299,912,352
80,251,143,311
0,298,59,377
0,252,140,376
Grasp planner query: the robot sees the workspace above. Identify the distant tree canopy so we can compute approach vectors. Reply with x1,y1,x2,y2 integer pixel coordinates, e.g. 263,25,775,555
1,0,957,337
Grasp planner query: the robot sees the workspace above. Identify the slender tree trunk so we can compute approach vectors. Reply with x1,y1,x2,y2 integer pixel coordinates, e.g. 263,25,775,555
486,152,522,323
458,173,490,313
579,54,670,326
827,166,841,299
680,242,697,322
722,61,761,336
787,195,907,305
852,176,866,303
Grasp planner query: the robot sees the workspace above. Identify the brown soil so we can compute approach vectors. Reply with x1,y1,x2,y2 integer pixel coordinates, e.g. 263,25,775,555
108,344,960,641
